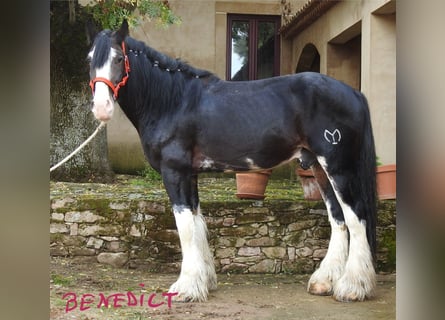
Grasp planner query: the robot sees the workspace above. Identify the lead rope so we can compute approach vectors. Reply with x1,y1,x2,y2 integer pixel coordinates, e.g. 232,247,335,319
50,121,107,172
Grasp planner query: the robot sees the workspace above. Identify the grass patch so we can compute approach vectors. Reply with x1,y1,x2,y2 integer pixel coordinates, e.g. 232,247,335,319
51,274,73,286
138,165,162,182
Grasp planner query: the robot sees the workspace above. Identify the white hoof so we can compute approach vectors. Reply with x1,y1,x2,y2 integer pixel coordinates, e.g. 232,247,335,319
333,270,376,302
307,265,342,296
168,279,207,302
168,269,217,302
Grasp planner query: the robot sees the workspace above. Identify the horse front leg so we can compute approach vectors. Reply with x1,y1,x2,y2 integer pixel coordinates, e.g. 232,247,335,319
161,166,216,302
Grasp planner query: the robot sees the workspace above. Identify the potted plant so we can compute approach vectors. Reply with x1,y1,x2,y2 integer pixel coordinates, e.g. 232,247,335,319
295,168,322,200
296,158,397,201
376,160,396,200
235,170,272,200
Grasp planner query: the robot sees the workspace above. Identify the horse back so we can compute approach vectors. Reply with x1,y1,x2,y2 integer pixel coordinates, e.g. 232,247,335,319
191,72,366,171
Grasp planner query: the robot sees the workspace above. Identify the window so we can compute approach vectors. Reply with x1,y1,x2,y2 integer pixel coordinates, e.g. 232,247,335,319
227,14,281,81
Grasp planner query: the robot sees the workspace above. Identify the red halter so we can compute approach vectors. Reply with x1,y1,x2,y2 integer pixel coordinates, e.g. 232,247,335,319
89,41,130,99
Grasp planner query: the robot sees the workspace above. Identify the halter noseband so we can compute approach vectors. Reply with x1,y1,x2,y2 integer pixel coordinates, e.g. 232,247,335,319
89,41,130,99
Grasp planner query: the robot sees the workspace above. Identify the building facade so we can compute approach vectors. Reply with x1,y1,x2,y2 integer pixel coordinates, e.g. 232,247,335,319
101,0,395,172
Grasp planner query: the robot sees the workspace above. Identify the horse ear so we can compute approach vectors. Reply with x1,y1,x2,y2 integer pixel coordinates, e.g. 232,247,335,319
86,19,99,45
116,19,129,42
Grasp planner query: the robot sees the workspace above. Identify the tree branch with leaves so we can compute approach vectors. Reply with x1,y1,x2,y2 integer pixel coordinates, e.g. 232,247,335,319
84,0,181,30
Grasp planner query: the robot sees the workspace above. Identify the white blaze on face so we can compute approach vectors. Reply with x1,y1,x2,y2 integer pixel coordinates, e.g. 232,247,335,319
88,47,117,122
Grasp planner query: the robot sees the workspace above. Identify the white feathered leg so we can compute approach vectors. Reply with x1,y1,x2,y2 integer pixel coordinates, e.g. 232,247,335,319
333,203,376,302
308,200,348,296
168,205,217,302
316,156,376,301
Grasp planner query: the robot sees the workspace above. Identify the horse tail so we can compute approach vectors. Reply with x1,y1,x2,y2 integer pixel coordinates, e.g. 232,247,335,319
356,93,377,260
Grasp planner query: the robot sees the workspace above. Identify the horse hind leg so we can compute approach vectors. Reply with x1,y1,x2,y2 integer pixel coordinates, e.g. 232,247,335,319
307,162,349,296
317,156,376,302
169,204,217,302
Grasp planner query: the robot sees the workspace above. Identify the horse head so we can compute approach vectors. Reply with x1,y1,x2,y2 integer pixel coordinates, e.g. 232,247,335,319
87,20,130,122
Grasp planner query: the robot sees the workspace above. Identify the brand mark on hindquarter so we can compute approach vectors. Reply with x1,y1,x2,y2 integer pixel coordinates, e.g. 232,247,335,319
324,129,341,145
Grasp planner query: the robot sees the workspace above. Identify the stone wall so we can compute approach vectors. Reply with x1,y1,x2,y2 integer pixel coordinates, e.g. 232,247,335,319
50,195,396,274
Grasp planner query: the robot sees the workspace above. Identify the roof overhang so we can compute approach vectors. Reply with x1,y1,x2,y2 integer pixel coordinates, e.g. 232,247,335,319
280,0,340,39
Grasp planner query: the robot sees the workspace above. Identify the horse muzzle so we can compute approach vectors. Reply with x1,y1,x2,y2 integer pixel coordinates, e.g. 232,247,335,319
92,96,114,122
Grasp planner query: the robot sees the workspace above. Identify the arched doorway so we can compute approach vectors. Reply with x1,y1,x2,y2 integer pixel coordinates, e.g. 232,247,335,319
295,43,320,73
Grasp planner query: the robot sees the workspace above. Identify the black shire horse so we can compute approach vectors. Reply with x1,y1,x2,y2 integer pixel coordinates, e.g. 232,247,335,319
88,21,377,303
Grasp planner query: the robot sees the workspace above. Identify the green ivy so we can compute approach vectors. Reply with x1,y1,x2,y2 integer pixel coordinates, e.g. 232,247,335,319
376,156,383,166
85,0,181,30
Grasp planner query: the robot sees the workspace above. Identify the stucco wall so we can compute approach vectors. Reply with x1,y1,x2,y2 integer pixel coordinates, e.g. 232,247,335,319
283,0,396,164
97,0,395,171
106,0,282,173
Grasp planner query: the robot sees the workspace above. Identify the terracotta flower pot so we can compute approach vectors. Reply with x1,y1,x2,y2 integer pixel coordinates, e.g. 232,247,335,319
296,164,396,201
296,168,322,200
376,164,396,200
235,170,272,200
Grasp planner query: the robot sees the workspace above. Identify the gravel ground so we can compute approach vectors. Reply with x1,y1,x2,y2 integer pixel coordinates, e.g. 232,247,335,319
50,257,396,320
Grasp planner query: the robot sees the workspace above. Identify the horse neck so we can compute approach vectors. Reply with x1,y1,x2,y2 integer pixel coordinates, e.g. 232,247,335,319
116,69,183,133
124,60,196,127
119,40,216,132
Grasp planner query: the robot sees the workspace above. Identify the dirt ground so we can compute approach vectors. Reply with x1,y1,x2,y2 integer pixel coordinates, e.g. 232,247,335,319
50,257,396,320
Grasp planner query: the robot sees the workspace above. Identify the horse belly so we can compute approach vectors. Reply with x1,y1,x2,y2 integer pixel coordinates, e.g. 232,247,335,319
192,142,301,173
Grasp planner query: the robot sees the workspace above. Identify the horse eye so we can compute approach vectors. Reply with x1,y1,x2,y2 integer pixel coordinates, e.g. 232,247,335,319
116,56,123,63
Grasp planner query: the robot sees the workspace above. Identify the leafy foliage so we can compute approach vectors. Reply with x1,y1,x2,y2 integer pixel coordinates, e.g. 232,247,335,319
138,165,163,182
85,0,181,30
50,1,91,87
